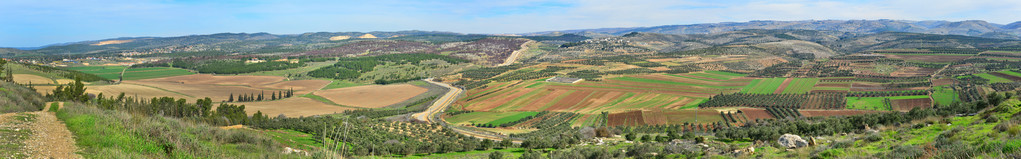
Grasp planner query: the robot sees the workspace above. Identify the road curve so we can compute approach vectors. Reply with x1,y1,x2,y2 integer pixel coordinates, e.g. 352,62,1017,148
414,78,521,142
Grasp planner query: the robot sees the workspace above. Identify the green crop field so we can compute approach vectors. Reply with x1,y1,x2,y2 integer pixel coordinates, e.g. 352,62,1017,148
781,78,818,94
975,73,1012,83
931,86,959,105
998,70,1021,78
483,112,540,126
445,111,537,126
741,78,786,94
846,95,928,111
70,66,194,80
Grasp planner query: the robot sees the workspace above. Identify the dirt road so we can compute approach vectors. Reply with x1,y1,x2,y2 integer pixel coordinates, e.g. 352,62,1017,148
0,109,81,158
413,78,521,142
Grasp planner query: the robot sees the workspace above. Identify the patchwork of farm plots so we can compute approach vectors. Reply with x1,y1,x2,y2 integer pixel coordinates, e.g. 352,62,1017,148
68,66,195,80
456,71,752,114
846,95,931,111
975,70,1021,83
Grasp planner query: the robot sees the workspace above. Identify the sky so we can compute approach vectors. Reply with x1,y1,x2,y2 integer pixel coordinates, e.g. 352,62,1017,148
2,0,1020,47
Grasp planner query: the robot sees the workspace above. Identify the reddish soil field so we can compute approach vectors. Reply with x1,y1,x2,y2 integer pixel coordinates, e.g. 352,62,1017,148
882,54,972,63
990,72,1021,81
799,110,885,117
931,78,956,86
607,111,646,126
517,89,569,111
774,78,793,94
738,108,774,120
891,98,933,112
470,88,536,111
548,91,593,111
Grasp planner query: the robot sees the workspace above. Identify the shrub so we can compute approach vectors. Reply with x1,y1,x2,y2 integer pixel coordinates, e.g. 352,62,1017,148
885,145,924,159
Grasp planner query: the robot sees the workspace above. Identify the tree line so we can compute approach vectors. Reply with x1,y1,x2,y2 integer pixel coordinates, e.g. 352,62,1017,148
227,89,294,102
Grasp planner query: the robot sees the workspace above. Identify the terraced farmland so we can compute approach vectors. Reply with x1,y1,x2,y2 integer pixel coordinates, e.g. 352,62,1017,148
456,72,750,115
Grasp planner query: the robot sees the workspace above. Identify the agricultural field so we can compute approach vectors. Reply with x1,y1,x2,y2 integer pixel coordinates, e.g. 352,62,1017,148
931,86,960,105
845,95,930,111
69,66,195,80
312,84,428,108
740,78,786,94
11,74,56,84
975,73,1013,83
878,53,974,63
445,111,537,126
456,72,749,114
606,109,723,126
779,78,819,94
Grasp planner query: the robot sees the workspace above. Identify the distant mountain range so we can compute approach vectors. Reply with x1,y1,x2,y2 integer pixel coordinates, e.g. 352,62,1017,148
4,19,1021,58
529,19,1021,39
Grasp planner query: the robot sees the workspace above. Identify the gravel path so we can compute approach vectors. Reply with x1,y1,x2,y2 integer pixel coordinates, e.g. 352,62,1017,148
24,111,81,158
0,109,81,159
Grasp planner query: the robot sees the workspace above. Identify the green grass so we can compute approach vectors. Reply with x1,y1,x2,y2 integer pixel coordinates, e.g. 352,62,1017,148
999,70,1021,78
739,79,762,93
321,80,367,90
70,66,194,80
262,129,322,151
976,73,1013,83
446,112,536,126
932,86,959,105
742,78,786,94
56,103,296,158
846,95,928,111
299,94,346,107
782,78,818,94
483,112,540,126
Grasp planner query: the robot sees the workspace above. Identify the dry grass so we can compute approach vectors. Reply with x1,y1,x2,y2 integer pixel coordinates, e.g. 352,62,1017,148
313,84,427,108
11,74,53,84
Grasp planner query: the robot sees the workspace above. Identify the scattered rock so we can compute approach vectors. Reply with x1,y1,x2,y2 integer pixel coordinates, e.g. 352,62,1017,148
777,134,809,148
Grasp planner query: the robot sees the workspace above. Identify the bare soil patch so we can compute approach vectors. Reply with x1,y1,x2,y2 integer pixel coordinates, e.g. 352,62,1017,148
891,98,932,112
313,84,427,108
236,97,355,117
931,78,956,86
774,78,793,94
738,108,774,120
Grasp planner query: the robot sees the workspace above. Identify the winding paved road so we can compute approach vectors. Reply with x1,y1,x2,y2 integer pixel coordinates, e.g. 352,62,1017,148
414,78,521,142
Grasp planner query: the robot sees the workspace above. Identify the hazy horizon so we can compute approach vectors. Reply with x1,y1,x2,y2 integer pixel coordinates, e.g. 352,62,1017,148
3,0,1019,47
